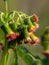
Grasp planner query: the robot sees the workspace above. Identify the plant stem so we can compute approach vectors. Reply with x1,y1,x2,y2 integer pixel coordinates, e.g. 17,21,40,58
1,40,8,65
5,1,8,17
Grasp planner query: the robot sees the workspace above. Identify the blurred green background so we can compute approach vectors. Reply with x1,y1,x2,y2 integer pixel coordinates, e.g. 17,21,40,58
0,0,49,65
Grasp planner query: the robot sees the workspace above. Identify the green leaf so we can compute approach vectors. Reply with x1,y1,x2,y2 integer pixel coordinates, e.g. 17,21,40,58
17,46,41,65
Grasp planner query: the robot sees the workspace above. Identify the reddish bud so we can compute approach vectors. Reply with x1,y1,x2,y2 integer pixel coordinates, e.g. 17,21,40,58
6,33,20,41
33,14,39,22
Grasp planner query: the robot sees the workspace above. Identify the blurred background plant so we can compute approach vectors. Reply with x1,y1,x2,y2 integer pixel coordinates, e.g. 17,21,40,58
0,0,49,65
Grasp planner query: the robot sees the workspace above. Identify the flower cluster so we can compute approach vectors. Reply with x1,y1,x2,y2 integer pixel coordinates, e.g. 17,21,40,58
0,12,40,47
0,1,41,65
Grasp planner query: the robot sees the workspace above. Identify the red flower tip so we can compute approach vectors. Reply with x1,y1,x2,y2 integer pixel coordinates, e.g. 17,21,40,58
6,33,20,41
33,14,39,22
31,38,40,45
29,26,37,32
43,51,49,58
24,38,32,43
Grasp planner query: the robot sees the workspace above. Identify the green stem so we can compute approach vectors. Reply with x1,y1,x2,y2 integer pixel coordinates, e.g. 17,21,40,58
5,1,8,17
9,43,18,65
6,49,14,65
1,40,8,65
14,47,18,65
2,23,13,34
1,13,13,34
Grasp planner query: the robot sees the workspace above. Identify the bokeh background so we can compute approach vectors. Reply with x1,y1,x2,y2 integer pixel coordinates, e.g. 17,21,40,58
0,0,49,65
